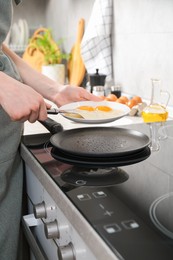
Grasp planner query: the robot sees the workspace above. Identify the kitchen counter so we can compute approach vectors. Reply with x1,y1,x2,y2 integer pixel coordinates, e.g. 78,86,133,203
21,114,145,260
21,113,173,260
23,113,144,135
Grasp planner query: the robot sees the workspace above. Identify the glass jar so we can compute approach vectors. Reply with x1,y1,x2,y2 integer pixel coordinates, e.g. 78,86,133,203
110,85,121,98
92,86,105,96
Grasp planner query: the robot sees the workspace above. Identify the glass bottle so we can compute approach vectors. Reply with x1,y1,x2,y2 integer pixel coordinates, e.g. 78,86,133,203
141,79,170,151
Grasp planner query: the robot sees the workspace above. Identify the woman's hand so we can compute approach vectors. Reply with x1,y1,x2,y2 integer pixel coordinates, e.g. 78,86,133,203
0,73,50,123
52,84,102,107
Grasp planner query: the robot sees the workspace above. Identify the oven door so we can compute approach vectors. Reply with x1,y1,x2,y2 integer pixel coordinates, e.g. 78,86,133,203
22,214,48,260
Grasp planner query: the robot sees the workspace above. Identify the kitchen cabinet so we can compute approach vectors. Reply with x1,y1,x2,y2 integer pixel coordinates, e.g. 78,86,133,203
13,0,48,27
10,0,48,54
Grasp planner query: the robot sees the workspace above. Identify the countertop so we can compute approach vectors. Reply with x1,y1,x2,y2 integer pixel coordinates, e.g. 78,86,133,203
23,113,144,135
21,110,173,260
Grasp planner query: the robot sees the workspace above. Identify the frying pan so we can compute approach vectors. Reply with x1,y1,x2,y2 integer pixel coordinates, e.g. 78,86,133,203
51,146,151,168
39,118,150,159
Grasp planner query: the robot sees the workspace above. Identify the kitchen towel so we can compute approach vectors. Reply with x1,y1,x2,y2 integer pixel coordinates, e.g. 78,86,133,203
81,0,113,81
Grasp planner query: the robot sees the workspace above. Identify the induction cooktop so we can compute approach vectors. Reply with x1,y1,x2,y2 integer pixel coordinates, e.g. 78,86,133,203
22,132,173,260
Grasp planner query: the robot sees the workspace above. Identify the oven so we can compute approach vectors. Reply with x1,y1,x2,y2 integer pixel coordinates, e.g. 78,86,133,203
21,121,173,260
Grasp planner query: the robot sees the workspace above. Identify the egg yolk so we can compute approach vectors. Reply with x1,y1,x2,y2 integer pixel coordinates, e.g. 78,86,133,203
77,106,95,111
77,105,113,112
95,106,113,112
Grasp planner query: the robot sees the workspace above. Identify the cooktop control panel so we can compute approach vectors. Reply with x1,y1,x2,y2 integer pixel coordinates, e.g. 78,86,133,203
67,186,173,260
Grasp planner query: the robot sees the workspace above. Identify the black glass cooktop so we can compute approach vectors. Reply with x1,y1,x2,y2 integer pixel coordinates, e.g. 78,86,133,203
22,131,173,260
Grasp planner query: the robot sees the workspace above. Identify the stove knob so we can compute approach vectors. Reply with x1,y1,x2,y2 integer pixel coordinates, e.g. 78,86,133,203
33,201,47,219
44,220,59,239
58,243,75,260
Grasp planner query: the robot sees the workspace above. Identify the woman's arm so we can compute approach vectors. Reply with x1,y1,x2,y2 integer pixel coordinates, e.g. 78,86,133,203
0,44,100,123
2,44,101,107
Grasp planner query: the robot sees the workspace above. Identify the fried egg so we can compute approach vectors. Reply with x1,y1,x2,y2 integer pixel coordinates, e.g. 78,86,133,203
75,105,123,120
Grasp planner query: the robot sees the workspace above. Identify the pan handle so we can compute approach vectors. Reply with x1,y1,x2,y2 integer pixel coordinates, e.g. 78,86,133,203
39,117,63,134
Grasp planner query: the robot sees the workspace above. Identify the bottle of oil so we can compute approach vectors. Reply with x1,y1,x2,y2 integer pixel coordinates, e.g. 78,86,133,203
142,79,169,123
141,79,170,151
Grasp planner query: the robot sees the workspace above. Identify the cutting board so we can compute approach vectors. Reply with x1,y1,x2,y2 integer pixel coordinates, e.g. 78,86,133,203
68,18,86,86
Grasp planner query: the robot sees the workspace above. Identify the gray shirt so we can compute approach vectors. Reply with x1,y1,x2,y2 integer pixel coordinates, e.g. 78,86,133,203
0,0,23,201
0,0,12,45
0,1,24,259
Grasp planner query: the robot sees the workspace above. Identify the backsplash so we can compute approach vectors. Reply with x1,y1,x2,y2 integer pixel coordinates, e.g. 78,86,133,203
46,0,173,105
113,0,173,105
13,0,173,105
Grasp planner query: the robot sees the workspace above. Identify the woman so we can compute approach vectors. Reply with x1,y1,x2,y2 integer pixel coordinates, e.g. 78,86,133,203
0,1,100,259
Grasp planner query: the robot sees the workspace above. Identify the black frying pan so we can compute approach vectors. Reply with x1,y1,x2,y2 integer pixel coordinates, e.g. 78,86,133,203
40,118,150,158
51,146,151,168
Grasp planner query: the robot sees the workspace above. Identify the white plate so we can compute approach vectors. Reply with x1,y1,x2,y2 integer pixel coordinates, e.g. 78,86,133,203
60,101,130,124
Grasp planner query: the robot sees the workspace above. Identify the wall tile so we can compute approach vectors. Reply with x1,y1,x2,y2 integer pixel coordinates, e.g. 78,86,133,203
113,0,173,105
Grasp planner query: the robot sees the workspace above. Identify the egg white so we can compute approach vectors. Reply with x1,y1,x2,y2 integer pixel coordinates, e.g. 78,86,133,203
75,108,124,120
